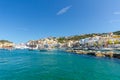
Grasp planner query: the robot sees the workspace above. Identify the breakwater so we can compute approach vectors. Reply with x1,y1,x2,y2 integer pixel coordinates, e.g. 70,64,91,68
66,49,120,59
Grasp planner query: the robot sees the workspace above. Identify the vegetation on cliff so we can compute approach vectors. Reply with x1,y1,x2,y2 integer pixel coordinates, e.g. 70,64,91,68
0,40,13,44
57,31,120,43
113,31,120,35
57,33,102,43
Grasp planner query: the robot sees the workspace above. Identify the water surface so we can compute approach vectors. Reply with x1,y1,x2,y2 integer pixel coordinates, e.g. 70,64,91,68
0,49,120,80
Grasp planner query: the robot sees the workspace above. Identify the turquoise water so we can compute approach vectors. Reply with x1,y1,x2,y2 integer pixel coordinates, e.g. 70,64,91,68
0,49,120,80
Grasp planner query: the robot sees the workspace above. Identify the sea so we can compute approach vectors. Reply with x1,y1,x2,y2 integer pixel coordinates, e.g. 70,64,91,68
0,49,120,80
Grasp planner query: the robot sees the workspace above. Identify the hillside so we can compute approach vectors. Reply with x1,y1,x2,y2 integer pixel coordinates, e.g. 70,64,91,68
57,31,120,43
113,31,120,35
57,33,102,43
0,40,13,43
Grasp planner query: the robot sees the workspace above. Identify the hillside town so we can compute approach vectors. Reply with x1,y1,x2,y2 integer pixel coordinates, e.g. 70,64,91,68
0,32,120,51
79,32,120,50
1,32,120,59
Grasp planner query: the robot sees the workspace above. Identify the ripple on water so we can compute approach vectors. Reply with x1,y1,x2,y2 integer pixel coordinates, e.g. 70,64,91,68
0,50,120,80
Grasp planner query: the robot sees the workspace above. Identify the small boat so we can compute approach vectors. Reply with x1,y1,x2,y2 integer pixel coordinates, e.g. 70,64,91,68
39,49,48,52
28,49,34,51
39,48,56,52
28,47,35,51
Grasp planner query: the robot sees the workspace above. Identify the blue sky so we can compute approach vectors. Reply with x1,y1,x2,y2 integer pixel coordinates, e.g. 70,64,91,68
0,0,120,43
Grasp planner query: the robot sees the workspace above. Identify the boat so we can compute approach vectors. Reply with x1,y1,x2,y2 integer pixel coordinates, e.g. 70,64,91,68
39,49,48,52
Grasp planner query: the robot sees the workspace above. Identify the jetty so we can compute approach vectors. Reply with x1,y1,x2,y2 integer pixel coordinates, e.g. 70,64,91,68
66,49,120,59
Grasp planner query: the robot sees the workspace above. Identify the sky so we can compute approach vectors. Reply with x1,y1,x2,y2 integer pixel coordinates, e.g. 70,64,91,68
0,0,120,43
